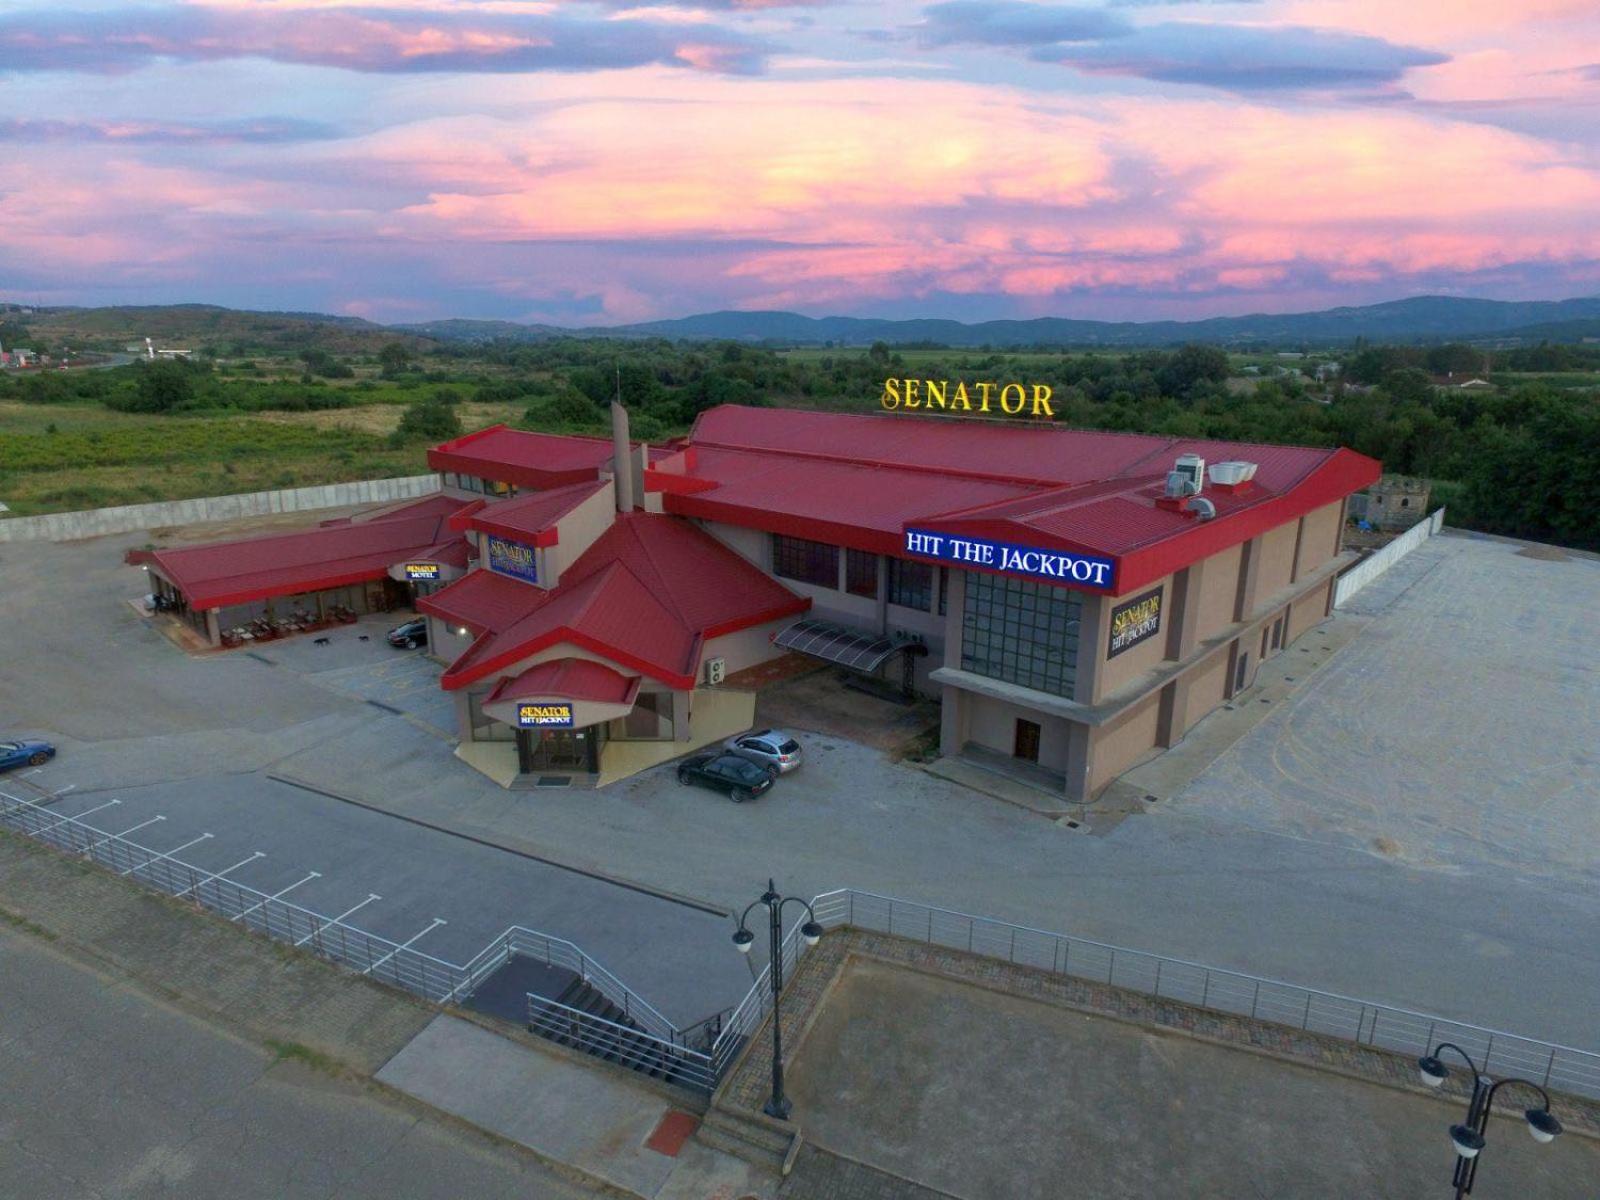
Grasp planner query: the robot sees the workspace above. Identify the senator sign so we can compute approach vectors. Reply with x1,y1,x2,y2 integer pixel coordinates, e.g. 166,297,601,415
904,529,1114,590
486,534,539,584
1108,586,1163,659
517,702,574,728
404,562,440,582
882,378,1055,419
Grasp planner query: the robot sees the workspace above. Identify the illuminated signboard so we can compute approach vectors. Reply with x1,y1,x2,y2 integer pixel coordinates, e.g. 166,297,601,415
517,702,574,728
404,562,440,582
1107,586,1163,659
882,378,1055,419
486,534,539,584
904,529,1115,591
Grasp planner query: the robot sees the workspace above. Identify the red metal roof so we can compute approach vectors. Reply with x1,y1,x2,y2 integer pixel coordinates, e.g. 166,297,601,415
420,511,810,690
427,425,620,491
459,479,608,547
486,658,641,707
667,405,1380,594
148,493,473,609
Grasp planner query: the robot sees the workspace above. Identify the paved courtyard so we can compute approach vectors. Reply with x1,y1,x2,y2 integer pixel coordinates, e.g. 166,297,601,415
2,522,1598,1055
0,924,593,1200
783,956,1600,1199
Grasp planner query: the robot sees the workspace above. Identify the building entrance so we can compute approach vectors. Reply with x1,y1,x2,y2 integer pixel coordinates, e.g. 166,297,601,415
516,727,600,774
1014,719,1041,763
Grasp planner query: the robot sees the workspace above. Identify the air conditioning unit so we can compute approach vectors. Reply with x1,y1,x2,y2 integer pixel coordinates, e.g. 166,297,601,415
1173,453,1206,493
705,656,726,686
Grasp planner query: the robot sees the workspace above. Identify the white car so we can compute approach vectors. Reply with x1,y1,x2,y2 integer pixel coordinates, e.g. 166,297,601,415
724,728,803,774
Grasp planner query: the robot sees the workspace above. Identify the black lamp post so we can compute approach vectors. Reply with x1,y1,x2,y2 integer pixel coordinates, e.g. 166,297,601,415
733,880,823,1121
1417,1042,1563,1197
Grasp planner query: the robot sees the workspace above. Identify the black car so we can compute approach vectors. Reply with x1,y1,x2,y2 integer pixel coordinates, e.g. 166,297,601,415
387,618,428,649
676,752,776,803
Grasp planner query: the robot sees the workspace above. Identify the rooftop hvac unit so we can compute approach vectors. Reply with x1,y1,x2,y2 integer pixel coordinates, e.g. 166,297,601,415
1173,453,1206,494
1209,461,1258,486
1188,497,1217,521
705,656,726,686
1165,470,1198,499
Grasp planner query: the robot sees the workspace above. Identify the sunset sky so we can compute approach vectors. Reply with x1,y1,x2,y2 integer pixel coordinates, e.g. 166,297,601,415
2,0,1598,324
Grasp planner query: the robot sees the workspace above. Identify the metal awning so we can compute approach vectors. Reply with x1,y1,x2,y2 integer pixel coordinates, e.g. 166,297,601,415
774,618,907,671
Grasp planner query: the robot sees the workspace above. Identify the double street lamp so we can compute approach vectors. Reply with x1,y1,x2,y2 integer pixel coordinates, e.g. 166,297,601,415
1417,1042,1562,1196
733,880,823,1121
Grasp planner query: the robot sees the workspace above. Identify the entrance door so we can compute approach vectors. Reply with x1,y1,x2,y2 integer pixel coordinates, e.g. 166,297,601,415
1014,719,1041,763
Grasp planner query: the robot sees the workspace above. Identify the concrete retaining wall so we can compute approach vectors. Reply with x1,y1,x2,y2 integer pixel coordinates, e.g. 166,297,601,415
0,474,440,543
1334,507,1444,608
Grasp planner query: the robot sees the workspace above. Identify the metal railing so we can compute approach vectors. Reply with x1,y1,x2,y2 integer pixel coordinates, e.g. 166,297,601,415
11,788,1592,1105
525,993,717,1093
812,889,1600,1102
0,789,672,1038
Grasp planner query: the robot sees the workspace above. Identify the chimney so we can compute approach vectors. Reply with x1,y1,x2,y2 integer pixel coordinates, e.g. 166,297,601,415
610,401,635,512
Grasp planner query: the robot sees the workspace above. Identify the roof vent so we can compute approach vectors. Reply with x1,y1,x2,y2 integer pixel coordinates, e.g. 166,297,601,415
1188,497,1217,521
1209,461,1257,487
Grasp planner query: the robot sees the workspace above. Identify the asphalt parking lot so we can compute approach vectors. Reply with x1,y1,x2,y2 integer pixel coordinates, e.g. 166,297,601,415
3,522,1599,1052
2,770,751,1027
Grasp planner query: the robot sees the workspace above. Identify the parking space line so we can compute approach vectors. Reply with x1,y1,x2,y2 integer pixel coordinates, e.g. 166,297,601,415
87,814,164,853
121,832,212,875
36,797,119,834
232,871,321,923
297,893,381,946
173,850,266,900
363,917,447,976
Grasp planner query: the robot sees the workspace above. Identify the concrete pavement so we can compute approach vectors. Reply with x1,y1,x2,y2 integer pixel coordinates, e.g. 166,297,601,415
0,923,596,1200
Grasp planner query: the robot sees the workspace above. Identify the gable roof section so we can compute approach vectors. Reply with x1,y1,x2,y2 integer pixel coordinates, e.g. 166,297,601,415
148,493,472,609
421,511,810,690
670,405,1380,595
487,658,641,707
427,424,620,491
458,479,608,547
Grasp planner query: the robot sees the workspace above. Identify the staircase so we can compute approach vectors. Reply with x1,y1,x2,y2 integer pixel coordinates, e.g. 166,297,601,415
528,976,713,1092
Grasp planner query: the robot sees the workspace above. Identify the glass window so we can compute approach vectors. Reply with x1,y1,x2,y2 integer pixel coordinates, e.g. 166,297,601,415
613,692,676,741
938,568,949,616
467,693,515,742
845,549,878,598
887,557,932,611
772,535,839,589
960,574,1082,698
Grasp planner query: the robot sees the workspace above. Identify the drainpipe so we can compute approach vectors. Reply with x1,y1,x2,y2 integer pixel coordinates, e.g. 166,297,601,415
611,401,635,512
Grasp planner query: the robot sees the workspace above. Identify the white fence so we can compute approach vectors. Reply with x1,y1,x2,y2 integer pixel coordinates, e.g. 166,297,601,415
0,474,440,543
1334,507,1444,607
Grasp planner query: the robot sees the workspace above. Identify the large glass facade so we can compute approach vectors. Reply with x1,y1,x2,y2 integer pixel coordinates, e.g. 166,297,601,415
961,573,1082,698
772,535,839,589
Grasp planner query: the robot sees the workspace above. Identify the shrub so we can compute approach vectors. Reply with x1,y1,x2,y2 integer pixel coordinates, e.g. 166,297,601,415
391,398,461,445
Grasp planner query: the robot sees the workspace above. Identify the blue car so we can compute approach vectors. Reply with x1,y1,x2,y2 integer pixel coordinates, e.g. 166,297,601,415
0,739,56,772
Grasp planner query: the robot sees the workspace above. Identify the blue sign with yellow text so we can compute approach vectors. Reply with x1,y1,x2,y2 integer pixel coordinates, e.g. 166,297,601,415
904,528,1115,591
486,535,539,584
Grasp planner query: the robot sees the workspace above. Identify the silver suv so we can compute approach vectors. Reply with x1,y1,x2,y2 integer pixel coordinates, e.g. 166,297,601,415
724,728,803,774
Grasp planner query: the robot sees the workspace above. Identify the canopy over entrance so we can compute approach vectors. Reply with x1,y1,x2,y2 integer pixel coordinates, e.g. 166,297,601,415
773,618,928,697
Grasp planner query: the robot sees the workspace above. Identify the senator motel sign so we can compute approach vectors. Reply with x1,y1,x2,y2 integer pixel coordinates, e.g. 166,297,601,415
882,378,1056,418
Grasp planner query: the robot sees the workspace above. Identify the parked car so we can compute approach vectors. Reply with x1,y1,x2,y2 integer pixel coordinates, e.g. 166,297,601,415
723,728,803,774
676,752,776,803
387,618,428,649
0,739,56,772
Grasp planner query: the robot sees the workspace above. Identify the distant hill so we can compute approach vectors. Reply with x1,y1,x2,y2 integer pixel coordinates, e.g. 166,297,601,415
28,304,434,355
398,295,1600,348
19,294,1600,352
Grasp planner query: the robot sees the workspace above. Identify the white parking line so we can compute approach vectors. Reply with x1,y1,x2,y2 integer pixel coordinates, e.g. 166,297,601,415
85,814,165,854
363,918,447,976
173,850,266,900
121,832,212,876
36,798,119,835
296,893,381,947
232,871,321,923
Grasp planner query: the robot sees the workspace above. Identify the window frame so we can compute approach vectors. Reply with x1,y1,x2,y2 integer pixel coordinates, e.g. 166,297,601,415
772,534,840,589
